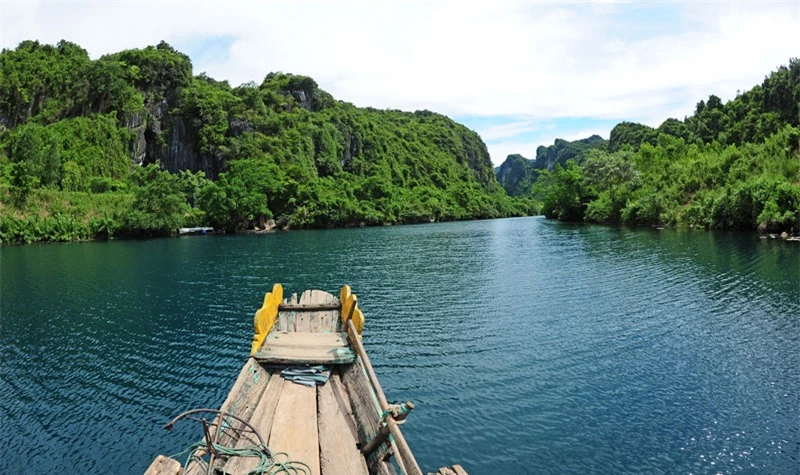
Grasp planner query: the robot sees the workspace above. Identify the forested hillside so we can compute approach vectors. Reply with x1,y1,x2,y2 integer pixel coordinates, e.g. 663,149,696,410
0,40,525,243
496,135,607,196
498,59,800,233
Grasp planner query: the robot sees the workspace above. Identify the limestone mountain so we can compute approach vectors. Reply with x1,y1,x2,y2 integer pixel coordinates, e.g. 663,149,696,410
0,40,525,242
495,135,608,196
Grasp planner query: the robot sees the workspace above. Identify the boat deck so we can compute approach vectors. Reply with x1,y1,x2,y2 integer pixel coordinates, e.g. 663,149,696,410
224,290,367,475
146,287,468,475
218,362,368,475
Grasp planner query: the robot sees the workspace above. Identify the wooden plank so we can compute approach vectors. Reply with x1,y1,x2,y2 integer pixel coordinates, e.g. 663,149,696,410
452,465,469,475
265,332,348,348
328,372,359,440
323,302,340,333
276,293,298,331
200,361,271,474
346,320,422,475
246,373,285,438
318,374,368,475
438,468,457,475
254,345,355,365
298,289,340,333
214,358,270,447
286,312,296,332
324,290,340,332
220,358,270,412
268,381,321,475
310,310,323,332
295,311,311,332
280,302,341,310
340,358,382,446
257,331,354,365
223,374,285,475
144,455,182,475
375,459,398,475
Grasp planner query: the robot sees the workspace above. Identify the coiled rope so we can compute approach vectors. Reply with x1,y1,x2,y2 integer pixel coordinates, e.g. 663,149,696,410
173,439,310,475
165,408,310,475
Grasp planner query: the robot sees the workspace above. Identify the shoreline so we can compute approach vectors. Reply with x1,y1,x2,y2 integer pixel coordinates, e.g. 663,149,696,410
3,215,797,246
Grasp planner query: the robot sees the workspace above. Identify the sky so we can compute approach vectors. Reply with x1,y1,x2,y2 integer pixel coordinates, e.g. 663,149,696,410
1,1,799,165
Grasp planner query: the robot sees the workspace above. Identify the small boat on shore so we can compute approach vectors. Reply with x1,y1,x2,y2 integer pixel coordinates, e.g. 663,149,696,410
146,285,467,475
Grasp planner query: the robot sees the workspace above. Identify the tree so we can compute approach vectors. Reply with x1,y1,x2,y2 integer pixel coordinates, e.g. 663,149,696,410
7,123,61,186
582,149,640,224
124,165,188,236
609,122,658,152
533,162,587,221
198,159,285,231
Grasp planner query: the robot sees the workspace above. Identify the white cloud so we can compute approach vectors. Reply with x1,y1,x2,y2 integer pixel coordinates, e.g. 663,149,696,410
2,0,798,165
485,125,613,166
478,120,543,142
487,140,542,165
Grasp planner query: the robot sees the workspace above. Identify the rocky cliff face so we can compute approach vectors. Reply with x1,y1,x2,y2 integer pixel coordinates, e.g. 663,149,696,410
0,40,503,196
496,154,537,197
534,134,607,170
125,90,222,178
495,135,608,196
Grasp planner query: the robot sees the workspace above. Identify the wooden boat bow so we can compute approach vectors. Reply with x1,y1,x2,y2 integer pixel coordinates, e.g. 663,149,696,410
145,285,468,475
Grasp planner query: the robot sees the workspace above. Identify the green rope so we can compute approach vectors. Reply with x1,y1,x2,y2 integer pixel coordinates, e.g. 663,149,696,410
178,438,311,475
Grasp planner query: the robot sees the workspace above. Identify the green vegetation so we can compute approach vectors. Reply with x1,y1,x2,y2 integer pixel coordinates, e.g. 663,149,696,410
496,136,608,197
5,40,795,243
0,40,525,244
502,59,800,233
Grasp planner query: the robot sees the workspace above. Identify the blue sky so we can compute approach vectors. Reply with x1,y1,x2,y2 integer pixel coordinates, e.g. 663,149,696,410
2,1,798,165
453,116,622,161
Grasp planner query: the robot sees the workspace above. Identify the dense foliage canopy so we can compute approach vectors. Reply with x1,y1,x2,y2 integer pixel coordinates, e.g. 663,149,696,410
499,59,800,233
0,40,525,243
496,136,608,197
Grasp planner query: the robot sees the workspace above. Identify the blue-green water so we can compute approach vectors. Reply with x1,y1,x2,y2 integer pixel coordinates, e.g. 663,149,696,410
1,217,798,474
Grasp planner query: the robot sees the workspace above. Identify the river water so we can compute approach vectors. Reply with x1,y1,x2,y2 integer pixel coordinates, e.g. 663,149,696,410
1,217,798,474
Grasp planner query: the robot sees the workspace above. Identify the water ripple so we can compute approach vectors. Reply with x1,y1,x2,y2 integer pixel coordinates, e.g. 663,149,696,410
1,221,798,474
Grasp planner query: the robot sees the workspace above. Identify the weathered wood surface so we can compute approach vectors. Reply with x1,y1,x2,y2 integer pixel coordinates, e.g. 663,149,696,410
426,465,469,475
279,302,341,311
275,289,340,334
254,345,355,365
223,373,285,475
268,381,321,475
451,465,469,475
346,320,422,475
295,308,312,332
184,358,270,475
214,358,270,447
256,330,354,364
328,372,359,440
264,332,348,348
317,372,368,475
340,355,382,445
276,293,298,331
340,354,401,473
376,459,399,475
299,289,341,333
144,455,182,475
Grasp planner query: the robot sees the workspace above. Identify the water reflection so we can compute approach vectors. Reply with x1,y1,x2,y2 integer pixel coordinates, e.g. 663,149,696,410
1,218,798,474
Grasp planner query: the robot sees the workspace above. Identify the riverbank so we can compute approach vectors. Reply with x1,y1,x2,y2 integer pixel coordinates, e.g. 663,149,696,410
0,186,533,245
